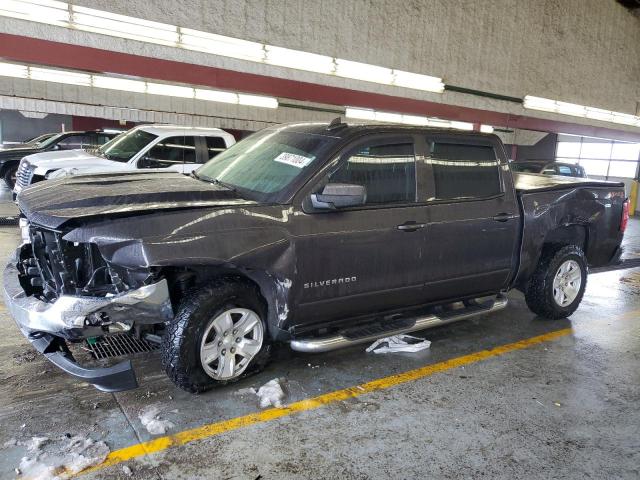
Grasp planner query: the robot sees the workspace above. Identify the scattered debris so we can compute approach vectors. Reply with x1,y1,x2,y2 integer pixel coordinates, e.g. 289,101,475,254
3,438,17,448
122,464,133,476
26,437,50,452
12,350,38,364
139,405,175,435
255,379,286,408
307,363,320,369
14,435,109,480
366,334,431,354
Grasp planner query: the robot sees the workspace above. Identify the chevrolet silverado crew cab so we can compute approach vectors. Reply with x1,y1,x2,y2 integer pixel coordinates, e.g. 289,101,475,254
13,125,236,196
0,129,121,189
3,121,628,393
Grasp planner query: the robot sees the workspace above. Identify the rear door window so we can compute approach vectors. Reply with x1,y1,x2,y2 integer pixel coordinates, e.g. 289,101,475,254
328,139,416,205
427,140,501,200
205,136,228,160
556,165,573,176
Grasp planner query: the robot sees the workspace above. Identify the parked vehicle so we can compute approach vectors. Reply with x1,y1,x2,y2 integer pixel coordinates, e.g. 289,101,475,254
511,160,587,178
4,121,628,393
0,130,121,189
12,125,236,195
0,133,57,151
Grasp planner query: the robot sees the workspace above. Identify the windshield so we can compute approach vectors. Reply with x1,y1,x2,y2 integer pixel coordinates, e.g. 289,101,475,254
196,127,338,200
38,133,66,149
96,129,158,162
24,133,52,145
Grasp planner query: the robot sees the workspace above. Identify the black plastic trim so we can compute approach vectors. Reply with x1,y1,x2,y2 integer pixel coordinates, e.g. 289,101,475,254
27,332,138,392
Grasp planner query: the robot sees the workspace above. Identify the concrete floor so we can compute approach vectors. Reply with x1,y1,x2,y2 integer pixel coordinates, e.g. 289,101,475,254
0,185,639,479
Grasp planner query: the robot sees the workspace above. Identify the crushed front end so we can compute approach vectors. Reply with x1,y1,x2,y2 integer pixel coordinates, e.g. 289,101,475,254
3,222,173,392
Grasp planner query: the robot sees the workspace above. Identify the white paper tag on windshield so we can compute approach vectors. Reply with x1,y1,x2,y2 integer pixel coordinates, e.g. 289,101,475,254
274,152,313,168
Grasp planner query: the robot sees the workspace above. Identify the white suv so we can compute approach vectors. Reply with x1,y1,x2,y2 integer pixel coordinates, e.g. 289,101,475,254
14,125,236,195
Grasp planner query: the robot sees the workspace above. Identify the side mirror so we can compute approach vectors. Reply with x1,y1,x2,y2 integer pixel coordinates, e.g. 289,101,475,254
311,183,366,210
138,156,162,169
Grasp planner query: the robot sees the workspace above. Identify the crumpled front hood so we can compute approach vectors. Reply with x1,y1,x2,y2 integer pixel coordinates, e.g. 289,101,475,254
19,171,256,229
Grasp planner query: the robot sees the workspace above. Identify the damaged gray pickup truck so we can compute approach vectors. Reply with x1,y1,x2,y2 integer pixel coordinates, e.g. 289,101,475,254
3,121,629,393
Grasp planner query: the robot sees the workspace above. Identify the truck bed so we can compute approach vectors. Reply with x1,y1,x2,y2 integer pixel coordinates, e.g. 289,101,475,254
514,172,624,192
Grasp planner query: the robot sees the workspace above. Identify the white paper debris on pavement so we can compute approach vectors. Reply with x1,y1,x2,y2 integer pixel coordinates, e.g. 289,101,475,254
255,378,286,408
366,334,431,354
15,435,109,480
138,404,175,435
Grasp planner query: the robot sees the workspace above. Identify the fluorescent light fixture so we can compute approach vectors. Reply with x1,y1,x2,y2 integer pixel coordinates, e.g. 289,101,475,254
556,101,586,117
480,124,494,133
450,121,474,131
523,95,557,112
0,0,69,27
345,107,376,121
181,28,265,62
401,114,430,126
0,1,444,95
0,61,279,109
426,118,453,128
194,88,238,104
238,94,278,109
30,66,91,86
265,46,335,74
393,70,445,93
146,82,195,98
345,107,473,130
0,62,29,79
524,95,640,128
92,75,146,93
335,59,394,84
71,6,179,45
375,111,404,123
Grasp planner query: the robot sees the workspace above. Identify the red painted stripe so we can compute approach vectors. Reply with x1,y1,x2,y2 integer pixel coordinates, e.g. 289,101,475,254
1,33,639,142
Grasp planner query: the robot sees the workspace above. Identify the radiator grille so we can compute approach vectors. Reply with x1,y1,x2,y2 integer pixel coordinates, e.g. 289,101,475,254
85,333,159,360
15,161,34,190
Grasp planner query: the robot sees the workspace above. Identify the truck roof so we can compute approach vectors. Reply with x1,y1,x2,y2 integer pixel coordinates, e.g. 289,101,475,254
271,121,498,139
134,124,232,137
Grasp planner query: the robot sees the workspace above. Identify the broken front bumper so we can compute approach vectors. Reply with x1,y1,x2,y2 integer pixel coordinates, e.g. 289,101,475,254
3,258,173,392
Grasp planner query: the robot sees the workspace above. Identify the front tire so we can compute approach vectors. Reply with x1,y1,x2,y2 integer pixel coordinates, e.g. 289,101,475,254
161,280,272,393
3,164,17,189
525,244,587,319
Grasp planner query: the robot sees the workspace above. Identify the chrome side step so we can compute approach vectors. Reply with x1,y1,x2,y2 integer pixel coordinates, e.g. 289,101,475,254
290,296,508,353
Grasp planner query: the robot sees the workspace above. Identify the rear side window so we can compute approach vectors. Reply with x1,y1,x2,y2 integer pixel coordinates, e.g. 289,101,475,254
205,136,227,160
329,141,416,205
57,134,91,150
556,165,573,176
428,141,501,200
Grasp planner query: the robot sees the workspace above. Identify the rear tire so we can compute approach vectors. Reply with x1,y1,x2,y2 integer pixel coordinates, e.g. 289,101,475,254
3,164,17,189
525,244,587,319
161,279,272,393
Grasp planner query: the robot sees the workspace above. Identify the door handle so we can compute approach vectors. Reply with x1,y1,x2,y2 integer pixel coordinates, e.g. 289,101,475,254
492,212,516,222
397,221,426,232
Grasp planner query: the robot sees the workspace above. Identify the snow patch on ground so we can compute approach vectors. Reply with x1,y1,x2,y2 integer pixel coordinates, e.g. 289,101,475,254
366,334,431,354
139,404,175,435
14,435,109,480
255,378,286,408
236,378,287,408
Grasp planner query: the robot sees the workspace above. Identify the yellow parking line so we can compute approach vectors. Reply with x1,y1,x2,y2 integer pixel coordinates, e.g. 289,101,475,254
80,328,572,477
